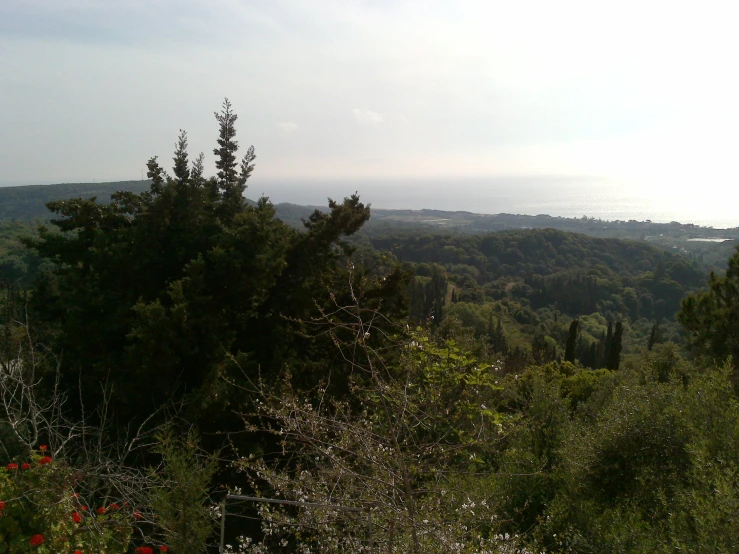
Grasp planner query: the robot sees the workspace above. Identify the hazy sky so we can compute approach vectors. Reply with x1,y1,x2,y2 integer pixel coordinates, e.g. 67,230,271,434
2,0,739,199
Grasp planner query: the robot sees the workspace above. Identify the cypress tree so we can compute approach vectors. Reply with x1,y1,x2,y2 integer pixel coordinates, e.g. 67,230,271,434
588,342,597,369
607,321,624,370
603,321,613,368
647,323,661,350
565,319,579,363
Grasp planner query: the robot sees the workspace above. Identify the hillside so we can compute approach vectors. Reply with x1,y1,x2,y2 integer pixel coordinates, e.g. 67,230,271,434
0,181,152,220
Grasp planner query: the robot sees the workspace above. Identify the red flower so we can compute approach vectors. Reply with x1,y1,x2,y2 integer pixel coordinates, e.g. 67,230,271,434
159,547,169,552
38,456,52,466
135,547,154,554
0,500,5,513
133,509,143,520
74,551,83,554
21,462,31,470
29,534,44,546
80,505,88,511
6,463,18,470
72,511,82,523
109,502,120,511
97,506,107,515
38,445,48,452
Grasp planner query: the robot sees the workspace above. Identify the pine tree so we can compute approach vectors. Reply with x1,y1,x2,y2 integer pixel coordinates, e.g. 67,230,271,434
213,98,239,187
172,130,190,185
213,98,256,212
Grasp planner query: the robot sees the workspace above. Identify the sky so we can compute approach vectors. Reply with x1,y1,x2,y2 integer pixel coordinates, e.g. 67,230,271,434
2,0,739,220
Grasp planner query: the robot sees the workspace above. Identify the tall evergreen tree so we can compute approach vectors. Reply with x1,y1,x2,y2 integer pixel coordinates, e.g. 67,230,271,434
604,321,613,368
172,130,190,185
565,319,579,363
647,323,660,351
606,321,624,370
24,100,393,428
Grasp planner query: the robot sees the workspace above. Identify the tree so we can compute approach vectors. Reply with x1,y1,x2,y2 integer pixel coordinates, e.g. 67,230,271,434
24,100,390,429
564,319,578,363
647,323,661,351
606,321,623,370
678,247,739,371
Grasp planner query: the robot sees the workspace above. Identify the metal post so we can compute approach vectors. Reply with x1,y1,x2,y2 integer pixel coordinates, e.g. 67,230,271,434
219,496,227,554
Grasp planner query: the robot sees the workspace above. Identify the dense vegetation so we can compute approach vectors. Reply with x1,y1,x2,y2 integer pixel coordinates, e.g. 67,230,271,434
2,101,739,553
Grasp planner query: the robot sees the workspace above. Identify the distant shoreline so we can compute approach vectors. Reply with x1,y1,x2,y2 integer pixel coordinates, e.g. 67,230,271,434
2,179,739,230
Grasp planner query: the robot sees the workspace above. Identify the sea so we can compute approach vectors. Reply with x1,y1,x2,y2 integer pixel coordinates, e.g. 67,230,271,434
3,175,737,229
251,176,739,230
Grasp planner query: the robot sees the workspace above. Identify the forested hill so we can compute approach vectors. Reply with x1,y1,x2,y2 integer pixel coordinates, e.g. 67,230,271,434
369,229,706,323
369,229,704,280
0,181,152,220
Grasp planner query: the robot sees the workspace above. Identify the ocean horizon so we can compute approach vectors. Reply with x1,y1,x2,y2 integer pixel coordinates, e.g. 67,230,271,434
3,175,737,229
250,176,739,230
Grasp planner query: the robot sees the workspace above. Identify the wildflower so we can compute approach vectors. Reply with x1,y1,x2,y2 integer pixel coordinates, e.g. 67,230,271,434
133,509,143,520
74,551,83,554
97,506,107,515
72,511,82,523
38,456,52,465
6,463,18,470
29,534,44,546
80,505,88,511
39,445,48,452
21,463,31,470
109,503,120,511
0,500,5,513
159,547,169,552
135,547,154,554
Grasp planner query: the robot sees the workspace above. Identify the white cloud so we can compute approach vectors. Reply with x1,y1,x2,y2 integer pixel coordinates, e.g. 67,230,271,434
352,108,384,126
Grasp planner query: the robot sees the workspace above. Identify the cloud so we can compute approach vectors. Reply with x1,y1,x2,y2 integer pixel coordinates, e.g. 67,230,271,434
352,108,384,126
277,121,298,134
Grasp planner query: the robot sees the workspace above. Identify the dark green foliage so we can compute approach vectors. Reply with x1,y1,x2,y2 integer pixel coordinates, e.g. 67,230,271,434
678,246,739,370
0,222,46,289
371,230,704,336
24,101,386,427
488,314,509,356
564,319,578,362
606,321,623,370
407,264,447,324
647,322,660,350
